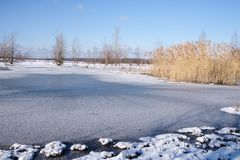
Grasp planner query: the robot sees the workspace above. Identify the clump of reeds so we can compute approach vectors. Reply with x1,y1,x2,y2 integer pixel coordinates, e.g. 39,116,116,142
152,40,240,85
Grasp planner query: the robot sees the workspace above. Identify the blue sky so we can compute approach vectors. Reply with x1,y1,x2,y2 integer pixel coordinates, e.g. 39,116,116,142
0,0,240,52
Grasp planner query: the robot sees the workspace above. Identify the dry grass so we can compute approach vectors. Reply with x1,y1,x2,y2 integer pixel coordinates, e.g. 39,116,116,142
151,41,240,85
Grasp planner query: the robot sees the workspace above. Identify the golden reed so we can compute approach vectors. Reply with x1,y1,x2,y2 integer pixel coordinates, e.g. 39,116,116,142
152,41,240,85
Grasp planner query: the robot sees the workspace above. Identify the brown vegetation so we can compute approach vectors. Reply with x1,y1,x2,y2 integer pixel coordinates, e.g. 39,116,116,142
151,40,240,85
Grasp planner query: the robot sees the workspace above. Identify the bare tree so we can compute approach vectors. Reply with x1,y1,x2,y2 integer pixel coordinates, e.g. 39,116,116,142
134,47,141,66
199,30,207,43
101,43,113,66
72,40,81,66
92,46,98,67
0,34,16,64
53,33,65,66
87,49,92,65
231,32,239,49
113,28,122,66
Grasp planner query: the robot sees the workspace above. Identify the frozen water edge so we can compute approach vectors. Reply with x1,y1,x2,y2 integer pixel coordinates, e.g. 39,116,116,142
0,127,240,160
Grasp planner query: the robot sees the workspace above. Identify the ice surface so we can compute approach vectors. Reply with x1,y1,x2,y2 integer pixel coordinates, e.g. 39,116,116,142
0,61,239,145
1,61,240,159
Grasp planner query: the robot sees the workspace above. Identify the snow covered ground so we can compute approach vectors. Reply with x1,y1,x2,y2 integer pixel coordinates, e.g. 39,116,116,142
0,60,240,159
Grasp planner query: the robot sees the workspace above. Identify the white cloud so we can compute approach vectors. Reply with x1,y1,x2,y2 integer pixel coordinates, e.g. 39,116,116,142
119,16,129,21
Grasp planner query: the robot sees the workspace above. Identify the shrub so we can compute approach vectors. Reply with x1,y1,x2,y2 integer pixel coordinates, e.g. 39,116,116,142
53,33,65,66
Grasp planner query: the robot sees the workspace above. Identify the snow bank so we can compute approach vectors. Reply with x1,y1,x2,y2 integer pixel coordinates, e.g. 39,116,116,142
221,106,240,115
40,141,66,157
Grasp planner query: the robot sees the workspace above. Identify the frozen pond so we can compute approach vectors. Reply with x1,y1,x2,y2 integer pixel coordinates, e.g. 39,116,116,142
0,66,239,146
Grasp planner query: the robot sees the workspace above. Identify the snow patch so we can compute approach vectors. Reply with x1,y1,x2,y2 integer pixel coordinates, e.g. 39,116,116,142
199,126,215,130
40,141,66,157
221,106,240,115
216,127,240,135
98,138,113,146
113,142,132,149
0,143,39,160
70,144,88,151
0,150,13,160
116,149,141,159
178,127,203,136
73,151,115,160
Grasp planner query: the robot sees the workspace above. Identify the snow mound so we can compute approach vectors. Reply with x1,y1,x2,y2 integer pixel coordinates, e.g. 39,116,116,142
116,149,141,159
70,144,88,151
73,151,115,160
221,106,240,115
130,142,149,149
178,127,203,136
40,141,66,157
216,127,240,135
196,134,227,148
206,142,240,160
99,151,115,159
0,150,13,160
98,138,113,146
0,143,39,160
113,142,132,149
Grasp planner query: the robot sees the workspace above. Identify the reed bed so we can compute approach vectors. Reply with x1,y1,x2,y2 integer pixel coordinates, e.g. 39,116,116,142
152,41,240,85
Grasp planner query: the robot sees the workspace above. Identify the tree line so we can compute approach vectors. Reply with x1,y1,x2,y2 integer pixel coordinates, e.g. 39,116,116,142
0,29,149,66
52,29,149,66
